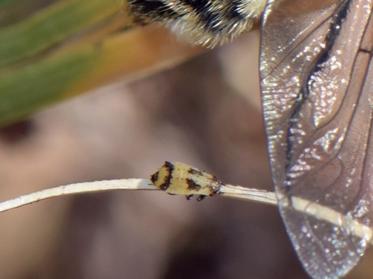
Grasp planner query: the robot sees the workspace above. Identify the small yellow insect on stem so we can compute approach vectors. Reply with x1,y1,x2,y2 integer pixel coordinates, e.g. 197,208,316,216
0,161,372,246
150,161,221,200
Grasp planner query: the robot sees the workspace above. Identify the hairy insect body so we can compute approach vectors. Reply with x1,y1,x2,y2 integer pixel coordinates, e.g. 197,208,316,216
128,0,266,46
151,161,222,198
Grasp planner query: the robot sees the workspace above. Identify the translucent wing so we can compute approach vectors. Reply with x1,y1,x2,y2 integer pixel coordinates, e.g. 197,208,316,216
260,0,373,278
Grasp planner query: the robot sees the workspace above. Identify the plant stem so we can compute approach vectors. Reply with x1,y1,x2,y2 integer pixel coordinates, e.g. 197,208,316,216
0,178,372,245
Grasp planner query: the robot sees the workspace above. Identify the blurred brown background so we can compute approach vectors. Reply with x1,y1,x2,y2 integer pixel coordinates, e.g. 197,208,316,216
1,28,372,279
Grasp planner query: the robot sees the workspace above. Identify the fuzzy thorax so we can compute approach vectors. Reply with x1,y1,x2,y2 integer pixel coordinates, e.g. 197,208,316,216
128,0,266,47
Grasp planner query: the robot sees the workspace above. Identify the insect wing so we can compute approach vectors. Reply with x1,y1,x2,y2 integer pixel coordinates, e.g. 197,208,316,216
260,0,373,278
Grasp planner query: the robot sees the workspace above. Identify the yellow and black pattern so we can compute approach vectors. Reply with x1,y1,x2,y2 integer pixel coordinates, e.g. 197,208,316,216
128,0,267,46
151,161,222,199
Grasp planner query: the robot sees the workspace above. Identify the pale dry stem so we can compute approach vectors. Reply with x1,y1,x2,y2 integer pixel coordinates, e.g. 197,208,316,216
0,179,372,245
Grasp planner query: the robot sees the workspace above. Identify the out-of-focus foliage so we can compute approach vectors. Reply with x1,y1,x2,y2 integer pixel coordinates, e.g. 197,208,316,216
0,0,125,67
0,0,201,126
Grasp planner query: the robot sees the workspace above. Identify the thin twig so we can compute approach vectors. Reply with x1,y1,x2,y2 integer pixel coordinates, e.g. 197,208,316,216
0,179,372,245
220,184,277,205
0,179,155,212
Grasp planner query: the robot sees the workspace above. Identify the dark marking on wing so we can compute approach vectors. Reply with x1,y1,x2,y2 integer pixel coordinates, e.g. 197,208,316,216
188,168,204,176
150,171,159,185
160,161,174,191
186,178,202,191
285,0,352,186
260,0,373,278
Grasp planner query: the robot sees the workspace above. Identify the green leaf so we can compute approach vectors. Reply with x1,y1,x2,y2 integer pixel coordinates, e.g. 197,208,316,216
0,0,122,67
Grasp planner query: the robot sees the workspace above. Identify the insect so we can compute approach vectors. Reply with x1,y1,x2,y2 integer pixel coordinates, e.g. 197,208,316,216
128,0,266,46
261,0,373,278
151,161,222,200
130,0,373,278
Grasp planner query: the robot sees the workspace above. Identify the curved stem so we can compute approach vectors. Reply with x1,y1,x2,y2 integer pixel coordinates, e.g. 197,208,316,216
0,179,155,212
0,178,372,245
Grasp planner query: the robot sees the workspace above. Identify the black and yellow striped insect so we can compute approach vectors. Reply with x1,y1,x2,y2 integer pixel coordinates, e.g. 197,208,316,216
128,0,266,46
151,161,222,200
